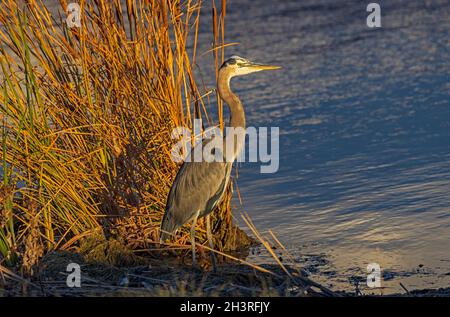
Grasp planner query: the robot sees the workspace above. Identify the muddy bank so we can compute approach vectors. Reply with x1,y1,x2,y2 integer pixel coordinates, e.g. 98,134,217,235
2,250,449,297
1,250,336,297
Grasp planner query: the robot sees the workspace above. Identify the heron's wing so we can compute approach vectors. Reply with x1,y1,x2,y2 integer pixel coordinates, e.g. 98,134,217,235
163,158,232,231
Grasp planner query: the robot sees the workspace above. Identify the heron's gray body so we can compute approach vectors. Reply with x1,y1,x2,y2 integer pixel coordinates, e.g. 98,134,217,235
159,56,280,266
160,159,232,241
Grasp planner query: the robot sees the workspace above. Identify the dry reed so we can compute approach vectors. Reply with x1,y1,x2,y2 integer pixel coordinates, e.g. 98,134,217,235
0,0,251,273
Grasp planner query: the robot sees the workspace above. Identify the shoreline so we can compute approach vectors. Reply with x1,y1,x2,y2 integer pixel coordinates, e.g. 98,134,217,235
1,251,449,297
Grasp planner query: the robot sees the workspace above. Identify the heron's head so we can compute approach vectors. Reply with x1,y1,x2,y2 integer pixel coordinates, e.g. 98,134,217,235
220,55,281,78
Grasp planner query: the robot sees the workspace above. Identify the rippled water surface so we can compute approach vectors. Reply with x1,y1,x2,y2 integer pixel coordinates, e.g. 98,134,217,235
29,0,450,293
197,0,450,293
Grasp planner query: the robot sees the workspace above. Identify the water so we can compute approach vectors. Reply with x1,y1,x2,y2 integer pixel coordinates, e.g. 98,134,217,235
12,0,450,294
197,0,450,293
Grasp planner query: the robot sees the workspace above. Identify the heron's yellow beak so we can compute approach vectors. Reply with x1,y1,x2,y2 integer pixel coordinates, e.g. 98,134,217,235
249,63,281,71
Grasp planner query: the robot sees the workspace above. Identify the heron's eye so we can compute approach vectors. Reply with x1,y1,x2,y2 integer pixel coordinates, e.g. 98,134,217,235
228,59,236,65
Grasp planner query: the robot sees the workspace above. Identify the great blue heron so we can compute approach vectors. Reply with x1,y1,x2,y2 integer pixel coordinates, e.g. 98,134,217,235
159,56,280,268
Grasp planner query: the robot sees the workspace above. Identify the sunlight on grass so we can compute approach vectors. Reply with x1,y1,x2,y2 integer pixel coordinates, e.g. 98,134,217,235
0,0,245,273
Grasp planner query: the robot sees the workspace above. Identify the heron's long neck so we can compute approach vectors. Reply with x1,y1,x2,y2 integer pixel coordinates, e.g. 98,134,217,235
218,71,246,160
218,76,246,130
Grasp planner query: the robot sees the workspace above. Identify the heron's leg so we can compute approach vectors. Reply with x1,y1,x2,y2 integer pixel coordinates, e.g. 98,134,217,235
190,217,197,266
206,214,217,272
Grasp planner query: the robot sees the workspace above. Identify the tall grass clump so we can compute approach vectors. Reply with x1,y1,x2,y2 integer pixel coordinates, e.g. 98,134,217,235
0,0,250,274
